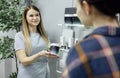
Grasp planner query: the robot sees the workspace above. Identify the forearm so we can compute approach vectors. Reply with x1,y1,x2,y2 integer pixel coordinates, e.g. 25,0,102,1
20,52,44,65
16,50,47,66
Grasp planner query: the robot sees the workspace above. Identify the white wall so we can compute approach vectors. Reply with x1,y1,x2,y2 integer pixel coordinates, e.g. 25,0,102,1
0,60,5,78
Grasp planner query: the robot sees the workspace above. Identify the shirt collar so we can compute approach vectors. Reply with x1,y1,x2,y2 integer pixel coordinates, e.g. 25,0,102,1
85,26,120,38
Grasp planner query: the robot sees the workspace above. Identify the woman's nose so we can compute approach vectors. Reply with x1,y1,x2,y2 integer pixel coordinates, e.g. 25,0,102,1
33,16,37,19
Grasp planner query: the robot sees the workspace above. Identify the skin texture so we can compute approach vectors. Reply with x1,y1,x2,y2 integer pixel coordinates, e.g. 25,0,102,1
26,9,40,31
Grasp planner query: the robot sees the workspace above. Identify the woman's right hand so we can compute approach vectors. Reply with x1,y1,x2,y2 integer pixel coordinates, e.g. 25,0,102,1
39,50,50,57
39,50,59,58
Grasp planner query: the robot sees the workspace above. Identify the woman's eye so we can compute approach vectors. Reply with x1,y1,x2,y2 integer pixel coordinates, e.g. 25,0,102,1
30,15,33,17
36,14,39,16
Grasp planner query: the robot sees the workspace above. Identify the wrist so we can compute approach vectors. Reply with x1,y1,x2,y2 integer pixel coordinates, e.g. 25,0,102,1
38,52,44,57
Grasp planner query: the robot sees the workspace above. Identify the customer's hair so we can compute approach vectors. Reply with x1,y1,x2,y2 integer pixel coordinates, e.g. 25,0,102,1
79,0,120,17
22,5,49,54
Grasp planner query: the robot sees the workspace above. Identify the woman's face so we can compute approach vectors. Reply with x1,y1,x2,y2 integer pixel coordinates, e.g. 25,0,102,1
26,9,40,27
76,0,92,26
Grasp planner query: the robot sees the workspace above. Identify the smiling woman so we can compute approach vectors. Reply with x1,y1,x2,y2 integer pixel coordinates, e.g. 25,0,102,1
26,9,40,27
14,5,59,78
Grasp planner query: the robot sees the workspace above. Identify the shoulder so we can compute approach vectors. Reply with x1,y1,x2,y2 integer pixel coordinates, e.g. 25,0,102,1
80,36,102,53
67,36,101,63
15,31,23,39
15,31,22,36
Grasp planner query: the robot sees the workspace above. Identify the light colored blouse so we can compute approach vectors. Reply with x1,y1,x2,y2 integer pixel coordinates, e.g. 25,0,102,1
14,32,50,78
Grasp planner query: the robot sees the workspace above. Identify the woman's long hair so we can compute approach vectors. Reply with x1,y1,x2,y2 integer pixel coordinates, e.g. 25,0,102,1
22,5,49,54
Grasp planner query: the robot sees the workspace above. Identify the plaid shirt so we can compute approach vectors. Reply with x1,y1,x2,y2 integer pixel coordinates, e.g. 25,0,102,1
61,26,120,78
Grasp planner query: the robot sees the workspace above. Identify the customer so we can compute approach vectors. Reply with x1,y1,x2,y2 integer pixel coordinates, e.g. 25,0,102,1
62,0,120,78
14,5,58,78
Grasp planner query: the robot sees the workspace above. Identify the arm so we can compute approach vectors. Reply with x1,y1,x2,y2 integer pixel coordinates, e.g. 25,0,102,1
14,32,58,66
16,49,49,66
14,32,49,65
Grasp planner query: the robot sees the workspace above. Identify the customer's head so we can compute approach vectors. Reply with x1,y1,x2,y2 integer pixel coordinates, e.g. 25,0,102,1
76,0,120,26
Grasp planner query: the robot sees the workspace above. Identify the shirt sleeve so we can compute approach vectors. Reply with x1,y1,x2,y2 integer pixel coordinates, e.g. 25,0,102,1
14,32,25,51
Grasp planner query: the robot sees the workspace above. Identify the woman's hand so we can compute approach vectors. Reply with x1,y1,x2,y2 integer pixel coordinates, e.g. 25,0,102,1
39,50,50,57
39,50,59,58
47,52,59,58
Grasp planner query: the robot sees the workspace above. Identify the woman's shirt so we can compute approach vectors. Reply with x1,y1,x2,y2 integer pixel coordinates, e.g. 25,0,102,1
14,32,50,78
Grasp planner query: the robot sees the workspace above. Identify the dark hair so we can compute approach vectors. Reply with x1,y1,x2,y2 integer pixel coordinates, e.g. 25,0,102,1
80,0,120,17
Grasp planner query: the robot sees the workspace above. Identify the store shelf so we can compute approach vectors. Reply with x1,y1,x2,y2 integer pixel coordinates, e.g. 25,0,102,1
65,24,84,27
64,14,77,17
58,24,84,27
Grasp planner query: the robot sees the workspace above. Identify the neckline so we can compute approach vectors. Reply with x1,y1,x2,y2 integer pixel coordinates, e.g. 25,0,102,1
30,32,39,35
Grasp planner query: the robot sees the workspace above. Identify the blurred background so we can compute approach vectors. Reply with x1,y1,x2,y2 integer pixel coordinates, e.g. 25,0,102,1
0,0,120,78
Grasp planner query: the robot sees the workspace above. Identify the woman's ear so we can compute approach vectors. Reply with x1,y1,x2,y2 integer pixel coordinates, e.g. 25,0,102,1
82,1,92,15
